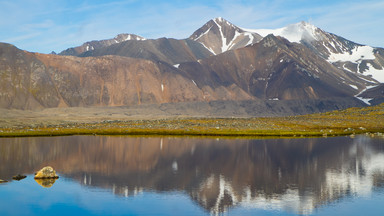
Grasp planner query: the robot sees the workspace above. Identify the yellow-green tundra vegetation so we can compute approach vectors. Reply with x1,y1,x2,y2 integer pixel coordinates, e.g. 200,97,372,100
0,103,383,137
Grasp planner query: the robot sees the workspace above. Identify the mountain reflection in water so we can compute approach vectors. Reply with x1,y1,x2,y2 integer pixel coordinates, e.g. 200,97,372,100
0,135,383,215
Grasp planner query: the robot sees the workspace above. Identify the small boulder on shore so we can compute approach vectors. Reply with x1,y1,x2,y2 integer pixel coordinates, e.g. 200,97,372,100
34,166,59,179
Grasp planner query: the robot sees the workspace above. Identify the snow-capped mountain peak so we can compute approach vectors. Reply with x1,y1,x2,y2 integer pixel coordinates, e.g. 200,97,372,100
212,17,236,29
214,17,224,22
242,21,321,44
189,17,262,55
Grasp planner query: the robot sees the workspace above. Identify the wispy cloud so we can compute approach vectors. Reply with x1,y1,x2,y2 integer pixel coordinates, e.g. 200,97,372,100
20,20,55,31
2,33,42,43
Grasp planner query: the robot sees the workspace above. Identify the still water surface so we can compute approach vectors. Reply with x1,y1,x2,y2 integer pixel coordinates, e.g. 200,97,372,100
0,135,383,215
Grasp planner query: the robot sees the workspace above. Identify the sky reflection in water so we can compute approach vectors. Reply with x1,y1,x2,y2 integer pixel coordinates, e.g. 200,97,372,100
0,135,383,215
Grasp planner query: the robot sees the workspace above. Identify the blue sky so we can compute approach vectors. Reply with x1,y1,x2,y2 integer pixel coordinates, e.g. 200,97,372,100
0,0,383,53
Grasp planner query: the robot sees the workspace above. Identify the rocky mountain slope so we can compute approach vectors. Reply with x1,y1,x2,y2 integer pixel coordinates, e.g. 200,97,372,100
179,34,369,100
78,38,213,65
246,21,384,83
0,42,254,110
189,19,384,90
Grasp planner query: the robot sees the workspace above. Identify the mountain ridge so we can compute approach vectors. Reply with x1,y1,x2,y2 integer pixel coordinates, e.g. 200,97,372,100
78,37,213,65
59,33,146,56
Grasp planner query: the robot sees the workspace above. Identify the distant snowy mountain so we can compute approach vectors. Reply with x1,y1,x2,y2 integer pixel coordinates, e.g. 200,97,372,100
242,21,384,85
243,21,321,44
189,18,384,88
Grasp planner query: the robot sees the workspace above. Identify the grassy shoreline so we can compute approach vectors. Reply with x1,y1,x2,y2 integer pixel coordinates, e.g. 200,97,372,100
1,104,383,138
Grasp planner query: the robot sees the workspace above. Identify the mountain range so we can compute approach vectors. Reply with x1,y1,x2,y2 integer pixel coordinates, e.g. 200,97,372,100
0,17,383,113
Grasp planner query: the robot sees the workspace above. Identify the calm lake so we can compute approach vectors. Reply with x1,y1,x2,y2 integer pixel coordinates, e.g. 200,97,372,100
0,135,384,215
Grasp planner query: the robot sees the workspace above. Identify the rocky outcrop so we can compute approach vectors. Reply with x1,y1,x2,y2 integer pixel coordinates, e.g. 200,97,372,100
0,43,60,109
12,174,26,181
34,166,59,179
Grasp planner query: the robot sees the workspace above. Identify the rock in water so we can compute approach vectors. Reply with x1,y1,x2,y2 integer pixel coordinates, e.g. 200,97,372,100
34,166,59,179
12,174,27,181
0,179,7,183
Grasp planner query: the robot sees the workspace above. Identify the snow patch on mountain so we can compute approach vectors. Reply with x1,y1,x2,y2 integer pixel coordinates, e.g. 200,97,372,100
364,63,384,83
213,18,229,53
355,95,372,105
196,27,212,41
327,45,384,83
200,42,216,55
354,84,380,105
355,93,372,105
85,44,94,51
117,34,146,42
213,17,246,53
244,32,255,46
242,21,320,43
328,46,375,63
349,84,358,90
214,17,234,28
228,30,242,50
192,80,197,86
